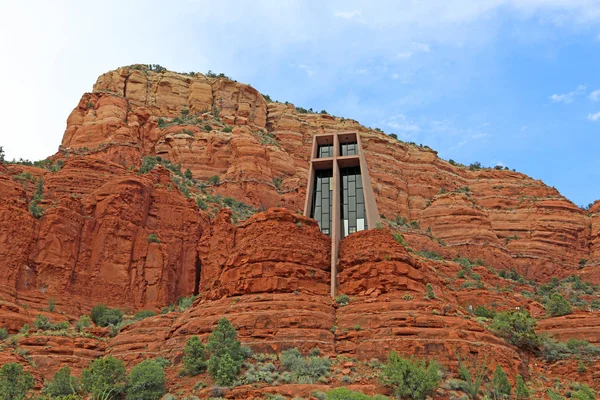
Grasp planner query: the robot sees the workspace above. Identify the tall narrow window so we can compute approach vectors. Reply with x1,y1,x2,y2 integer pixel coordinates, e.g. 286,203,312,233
340,142,358,156
317,144,333,158
340,166,367,237
310,169,333,236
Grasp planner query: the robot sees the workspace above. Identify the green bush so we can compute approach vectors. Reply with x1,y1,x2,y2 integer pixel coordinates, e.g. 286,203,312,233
222,126,233,133
546,293,572,317
134,310,157,321
515,375,529,399
126,359,166,400
75,316,92,332
474,305,496,319
425,283,435,300
393,232,407,247
89,305,123,328
540,337,600,362
280,348,331,383
147,233,161,243
489,311,541,350
571,383,596,400
212,353,238,386
43,366,79,397
81,356,126,400
326,387,388,399
0,362,34,400
48,298,56,312
491,364,511,399
183,336,207,376
209,175,220,185
457,353,487,399
379,351,441,400
335,294,350,307
207,318,244,385
178,294,197,311
33,314,69,331
139,156,157,174
184,169,193,180
0,328,8,340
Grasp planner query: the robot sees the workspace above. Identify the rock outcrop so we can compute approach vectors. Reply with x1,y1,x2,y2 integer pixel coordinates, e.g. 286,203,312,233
0,65,598,398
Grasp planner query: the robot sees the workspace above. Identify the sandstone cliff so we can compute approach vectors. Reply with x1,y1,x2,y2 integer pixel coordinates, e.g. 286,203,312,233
0,65,598,399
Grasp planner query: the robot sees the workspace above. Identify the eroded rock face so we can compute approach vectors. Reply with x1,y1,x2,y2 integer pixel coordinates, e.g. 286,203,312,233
0,159,209,312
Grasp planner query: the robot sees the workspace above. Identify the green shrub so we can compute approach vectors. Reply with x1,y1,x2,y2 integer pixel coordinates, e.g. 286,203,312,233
29,200,44,218
379,351,441,400
546,293,572,317
577,360,586,373
489,311,541,350
393,232,407,247
147,233,160,243
335,294,350,307
0,362,34,400
209,175,220,185
134,310,156,321
546,389,564,400
90,305,123,327
491,364,511,399
474,305,496,319
326,387,388,399
81,356,126,400
178,294,196,311
0,328,8,340
184,169,193,180
75,316,92,332
43,366,78,397
541,337,600,362
425,283,435,299
204,124,213,132
312,390,327,400
279,348,331,383
48,298,56,312
207,318,244,385
571,383,596,400
515,375,529,399
222,126,233,133
196,197,208,210
418,251,443,261
212,352,238,386
33,314,69,331
126,359,166,400
457,353,487,399
183,336,208,376
139,156,157,174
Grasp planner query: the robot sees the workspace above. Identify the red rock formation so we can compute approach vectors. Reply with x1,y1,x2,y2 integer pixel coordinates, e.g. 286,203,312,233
0,65,598,397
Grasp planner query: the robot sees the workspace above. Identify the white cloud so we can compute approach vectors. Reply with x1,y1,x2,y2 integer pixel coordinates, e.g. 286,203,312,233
550,84,587,103
381,114,420,138
588,112,600,121
334,10,361,19
412,42,431,53
395,41,432,59
589,89,600,101
296,64,315,76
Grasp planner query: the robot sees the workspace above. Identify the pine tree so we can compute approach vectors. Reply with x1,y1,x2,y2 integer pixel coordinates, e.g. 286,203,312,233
183,336,207,375
491,365,511,399
515,374,530,399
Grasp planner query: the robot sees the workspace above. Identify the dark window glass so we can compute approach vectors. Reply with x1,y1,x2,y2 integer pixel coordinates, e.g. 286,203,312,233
310,169,333,236
340,166,367,237
340,142,358,156
317,144,333,158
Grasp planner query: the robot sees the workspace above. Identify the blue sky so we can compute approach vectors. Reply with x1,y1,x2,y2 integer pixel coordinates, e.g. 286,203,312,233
1,0,599,206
